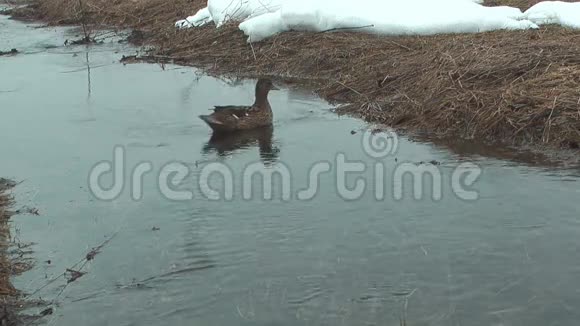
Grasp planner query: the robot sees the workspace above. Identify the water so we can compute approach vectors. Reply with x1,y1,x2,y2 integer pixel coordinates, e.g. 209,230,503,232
2,15,580,326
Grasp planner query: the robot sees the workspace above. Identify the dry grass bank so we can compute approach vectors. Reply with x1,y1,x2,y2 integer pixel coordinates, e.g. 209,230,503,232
0,178,38,326
8,0,580,151
1,179,16,294
0,179,19,326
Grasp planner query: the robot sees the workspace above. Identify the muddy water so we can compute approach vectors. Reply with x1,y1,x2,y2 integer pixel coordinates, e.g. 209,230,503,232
2,15,580,326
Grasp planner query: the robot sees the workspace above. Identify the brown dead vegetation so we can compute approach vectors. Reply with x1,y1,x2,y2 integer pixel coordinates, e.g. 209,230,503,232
1,179,18,326
1,179,16,294
0,177,38,326
10,0,580,150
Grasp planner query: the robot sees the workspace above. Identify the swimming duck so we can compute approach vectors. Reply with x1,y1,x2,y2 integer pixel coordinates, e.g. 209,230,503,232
199,78,279,132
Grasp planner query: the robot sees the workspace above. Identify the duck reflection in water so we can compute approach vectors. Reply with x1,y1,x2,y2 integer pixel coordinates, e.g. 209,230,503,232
202,126,280,165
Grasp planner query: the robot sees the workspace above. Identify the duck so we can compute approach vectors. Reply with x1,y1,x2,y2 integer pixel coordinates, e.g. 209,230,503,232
199,78,279,132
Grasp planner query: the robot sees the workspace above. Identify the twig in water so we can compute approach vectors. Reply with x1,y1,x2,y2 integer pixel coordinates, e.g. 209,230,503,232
236,305,249,320
25,231,118,300
65,269,86,283
401,288,417,325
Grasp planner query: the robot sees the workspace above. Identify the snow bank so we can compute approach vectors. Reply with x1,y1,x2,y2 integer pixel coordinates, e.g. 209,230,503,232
175,7,212,28
176,0,488,29
523,1,580,28
174,0,580,42
239,0,537,42
209,0,282,27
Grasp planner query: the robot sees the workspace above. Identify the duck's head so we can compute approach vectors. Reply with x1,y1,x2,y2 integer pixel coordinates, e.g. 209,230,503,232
256,78,280,94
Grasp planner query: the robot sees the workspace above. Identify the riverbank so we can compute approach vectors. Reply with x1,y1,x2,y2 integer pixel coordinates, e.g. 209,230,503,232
4,0,580,154
0,179,20,326
0,178,38,325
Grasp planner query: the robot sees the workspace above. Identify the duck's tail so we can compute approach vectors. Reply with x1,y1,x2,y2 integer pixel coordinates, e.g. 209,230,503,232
199,115,222,126
199,115,229,132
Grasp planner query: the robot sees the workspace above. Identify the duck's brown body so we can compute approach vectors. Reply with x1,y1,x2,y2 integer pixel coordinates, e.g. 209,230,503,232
199,104,273,132
199,79,278,132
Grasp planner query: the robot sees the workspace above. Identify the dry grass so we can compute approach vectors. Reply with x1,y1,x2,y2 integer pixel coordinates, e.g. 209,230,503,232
1,179,16,301
11,0,580,150
0,179,34,326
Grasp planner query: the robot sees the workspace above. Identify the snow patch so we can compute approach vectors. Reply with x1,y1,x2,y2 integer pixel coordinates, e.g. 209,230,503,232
523,1,580,28
175,7,212,29
239,0,537,42
174,0,580,42
208,0,283,27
